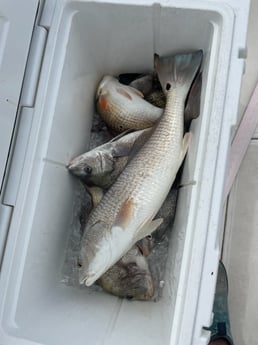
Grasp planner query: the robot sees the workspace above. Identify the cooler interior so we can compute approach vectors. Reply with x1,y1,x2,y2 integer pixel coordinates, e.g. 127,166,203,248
2,2,224,345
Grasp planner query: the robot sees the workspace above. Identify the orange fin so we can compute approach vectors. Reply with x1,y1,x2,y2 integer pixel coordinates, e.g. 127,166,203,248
116,87,133,100
98,94,109,112
114,197,135,229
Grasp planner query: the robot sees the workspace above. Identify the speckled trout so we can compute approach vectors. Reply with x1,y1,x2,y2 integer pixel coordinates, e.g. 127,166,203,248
79,50,203,286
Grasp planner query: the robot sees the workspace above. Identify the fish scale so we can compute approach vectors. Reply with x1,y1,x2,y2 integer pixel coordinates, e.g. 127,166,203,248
107,100,159,130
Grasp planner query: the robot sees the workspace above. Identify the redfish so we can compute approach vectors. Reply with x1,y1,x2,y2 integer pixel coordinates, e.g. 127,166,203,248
96,76,162,132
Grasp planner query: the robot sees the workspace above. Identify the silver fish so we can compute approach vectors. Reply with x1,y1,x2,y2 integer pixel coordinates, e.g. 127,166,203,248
96,75,162,132
79,51,202,286
67,128,151,189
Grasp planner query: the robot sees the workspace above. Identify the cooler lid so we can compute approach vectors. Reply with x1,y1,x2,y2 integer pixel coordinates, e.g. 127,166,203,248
0,0,39,191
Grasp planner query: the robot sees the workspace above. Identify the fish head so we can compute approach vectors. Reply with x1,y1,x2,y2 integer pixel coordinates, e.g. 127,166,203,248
67,150,114,183
78,238,110,287
78,221,116,287
96,75,116,99
79,222,134,287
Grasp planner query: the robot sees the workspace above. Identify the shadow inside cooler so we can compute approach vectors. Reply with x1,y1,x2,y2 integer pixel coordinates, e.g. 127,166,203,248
7,3,221,345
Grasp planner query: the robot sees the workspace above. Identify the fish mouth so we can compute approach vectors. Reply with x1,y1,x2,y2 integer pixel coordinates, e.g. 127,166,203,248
67,162,84,177
67,162,78,171
96,75,113,100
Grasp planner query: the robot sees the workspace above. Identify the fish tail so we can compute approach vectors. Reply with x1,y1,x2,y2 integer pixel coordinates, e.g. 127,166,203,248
154,50,203,98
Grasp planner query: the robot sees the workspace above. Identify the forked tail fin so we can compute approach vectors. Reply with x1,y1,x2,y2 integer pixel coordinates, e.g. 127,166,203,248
154,50,203,99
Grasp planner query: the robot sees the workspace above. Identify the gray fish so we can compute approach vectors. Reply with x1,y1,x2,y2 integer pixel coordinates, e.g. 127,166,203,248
79,50,202,287
96,245,154,300
67,128,151,189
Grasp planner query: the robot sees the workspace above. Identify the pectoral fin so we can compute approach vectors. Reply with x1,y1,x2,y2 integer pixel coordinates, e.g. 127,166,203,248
134,218,163,242
127,86,144,98
87,186,104,207
116,87,133,100
116,85,144,99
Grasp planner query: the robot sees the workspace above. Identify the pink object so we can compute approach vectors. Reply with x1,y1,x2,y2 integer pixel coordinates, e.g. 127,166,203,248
224,82,258,200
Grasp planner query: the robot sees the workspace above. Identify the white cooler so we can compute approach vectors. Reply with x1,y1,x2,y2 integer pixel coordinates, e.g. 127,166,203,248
0,1,250,344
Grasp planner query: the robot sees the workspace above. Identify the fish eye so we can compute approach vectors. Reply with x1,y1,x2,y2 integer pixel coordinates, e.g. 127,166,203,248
77,261,82,268
166,83,171,91
147,234,152,241
84,166,92,175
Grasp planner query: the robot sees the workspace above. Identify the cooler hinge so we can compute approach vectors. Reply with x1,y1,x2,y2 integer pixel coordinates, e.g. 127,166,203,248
0,0,49,271
0,204,12,270
2,107,34,207
37,0,57,29
2,20,48,206
19,24,48,108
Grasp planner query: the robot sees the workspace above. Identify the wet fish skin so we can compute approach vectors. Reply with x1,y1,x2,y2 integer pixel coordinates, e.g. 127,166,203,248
96,245,154,300
79,182,178,259
126,72,202,127
79,51,202,287
67,128,151,189
84,182,178,258
96,75,162,132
